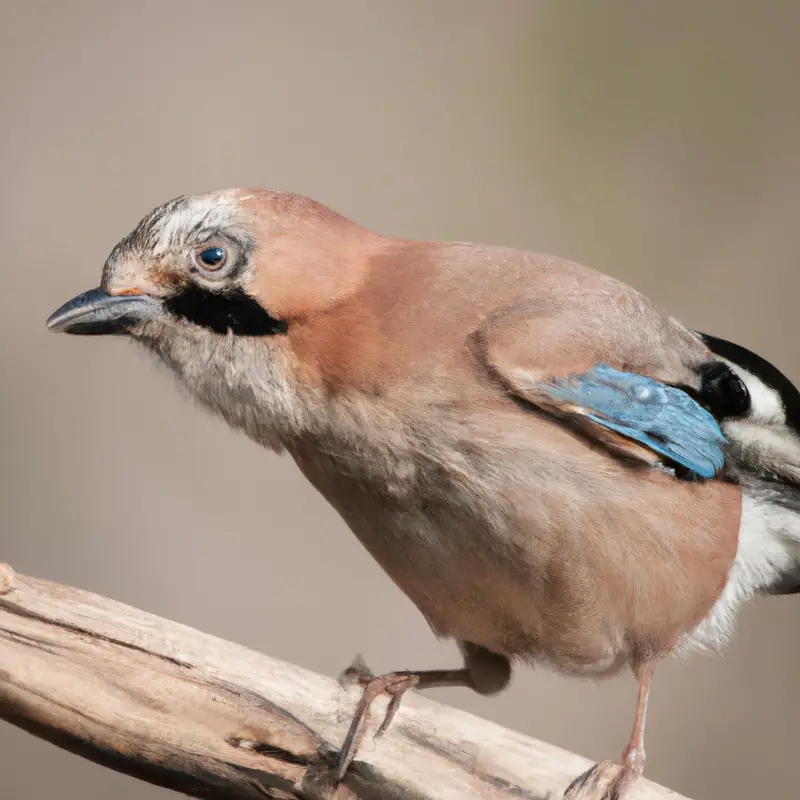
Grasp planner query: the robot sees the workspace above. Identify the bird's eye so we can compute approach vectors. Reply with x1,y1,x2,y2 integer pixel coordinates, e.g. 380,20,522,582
194,245,228,271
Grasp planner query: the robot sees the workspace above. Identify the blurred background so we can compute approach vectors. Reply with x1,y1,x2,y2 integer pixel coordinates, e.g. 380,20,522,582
2,2,798,798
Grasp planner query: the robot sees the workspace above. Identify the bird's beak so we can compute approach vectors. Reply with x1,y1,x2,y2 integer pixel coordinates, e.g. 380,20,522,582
46,288,162,335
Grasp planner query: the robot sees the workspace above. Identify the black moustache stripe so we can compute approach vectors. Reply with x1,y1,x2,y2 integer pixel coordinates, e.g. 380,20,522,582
164,286,288,336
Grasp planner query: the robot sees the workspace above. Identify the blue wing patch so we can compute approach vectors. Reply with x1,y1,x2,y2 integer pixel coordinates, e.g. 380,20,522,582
537,363,726,479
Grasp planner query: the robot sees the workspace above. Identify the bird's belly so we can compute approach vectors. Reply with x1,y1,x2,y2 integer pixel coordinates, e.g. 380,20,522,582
327,498,632,676
376,530,628,675
288,439,741,677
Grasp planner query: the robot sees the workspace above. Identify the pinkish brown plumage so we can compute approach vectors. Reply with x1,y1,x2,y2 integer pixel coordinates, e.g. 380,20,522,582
47,189,800,799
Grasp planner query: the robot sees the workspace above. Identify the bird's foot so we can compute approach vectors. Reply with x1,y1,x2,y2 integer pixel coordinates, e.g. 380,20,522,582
335,656,420,782
563,757,642,800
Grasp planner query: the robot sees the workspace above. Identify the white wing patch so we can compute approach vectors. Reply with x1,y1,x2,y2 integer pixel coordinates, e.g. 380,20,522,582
712,355,800,482
724,358,785,425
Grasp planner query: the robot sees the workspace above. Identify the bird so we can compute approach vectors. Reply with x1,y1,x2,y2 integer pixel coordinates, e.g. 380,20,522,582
45,188,800,799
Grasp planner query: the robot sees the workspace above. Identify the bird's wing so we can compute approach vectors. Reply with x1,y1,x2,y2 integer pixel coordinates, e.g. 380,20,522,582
526,363,725,478
471,302,727,479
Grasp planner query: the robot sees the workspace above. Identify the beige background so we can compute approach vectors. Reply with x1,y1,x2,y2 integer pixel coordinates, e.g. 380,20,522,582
2,2,798,798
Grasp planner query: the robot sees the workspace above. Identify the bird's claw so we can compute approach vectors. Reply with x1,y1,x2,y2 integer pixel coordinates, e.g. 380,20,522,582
563,760,639,800
335,669,421,782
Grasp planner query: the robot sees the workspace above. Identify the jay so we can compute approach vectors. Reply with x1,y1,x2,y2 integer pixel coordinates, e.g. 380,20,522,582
47,189,800,799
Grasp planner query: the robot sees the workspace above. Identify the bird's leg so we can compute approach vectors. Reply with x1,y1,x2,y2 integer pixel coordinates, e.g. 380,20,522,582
334,655,475,781
619,660,654,774
564,659,656,800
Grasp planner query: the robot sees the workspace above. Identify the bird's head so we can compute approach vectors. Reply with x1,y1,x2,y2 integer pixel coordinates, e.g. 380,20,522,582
46,188,381,446
47,188,376,338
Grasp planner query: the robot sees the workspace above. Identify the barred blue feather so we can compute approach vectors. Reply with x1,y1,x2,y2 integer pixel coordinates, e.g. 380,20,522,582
538,363,726,479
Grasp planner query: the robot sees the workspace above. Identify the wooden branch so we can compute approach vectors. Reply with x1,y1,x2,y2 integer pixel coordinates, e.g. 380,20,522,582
0,563,689,800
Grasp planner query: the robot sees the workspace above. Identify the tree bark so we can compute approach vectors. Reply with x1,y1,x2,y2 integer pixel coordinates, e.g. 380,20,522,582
0,563,689,799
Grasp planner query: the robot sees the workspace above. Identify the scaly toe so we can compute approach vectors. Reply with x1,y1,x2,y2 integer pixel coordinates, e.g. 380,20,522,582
563,760,638,800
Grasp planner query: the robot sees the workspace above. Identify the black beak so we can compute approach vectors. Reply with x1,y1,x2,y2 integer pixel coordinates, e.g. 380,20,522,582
46,288,162,335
